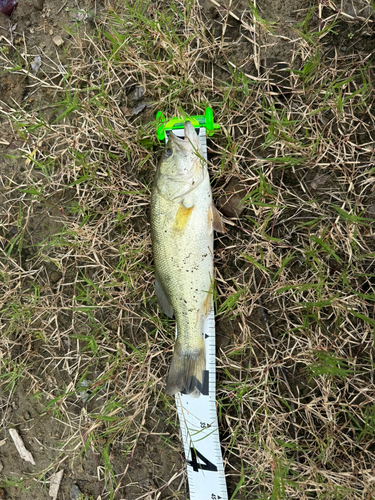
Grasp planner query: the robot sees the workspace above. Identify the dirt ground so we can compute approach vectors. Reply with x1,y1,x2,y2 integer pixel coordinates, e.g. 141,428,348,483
1,0,375,499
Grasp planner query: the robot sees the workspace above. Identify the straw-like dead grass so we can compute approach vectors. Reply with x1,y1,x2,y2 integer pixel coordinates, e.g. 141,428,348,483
0,0,375,498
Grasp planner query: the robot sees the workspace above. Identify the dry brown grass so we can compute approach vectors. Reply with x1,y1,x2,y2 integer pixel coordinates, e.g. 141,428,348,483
1,0,375,498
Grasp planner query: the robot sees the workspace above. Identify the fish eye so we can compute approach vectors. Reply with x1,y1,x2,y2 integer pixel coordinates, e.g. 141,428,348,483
164,148,172,158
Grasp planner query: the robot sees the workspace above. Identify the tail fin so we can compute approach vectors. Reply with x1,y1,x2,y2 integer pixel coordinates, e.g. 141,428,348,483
166,340,205,398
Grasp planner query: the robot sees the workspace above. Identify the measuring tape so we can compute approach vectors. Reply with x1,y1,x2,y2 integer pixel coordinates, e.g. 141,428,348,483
157,109,228,500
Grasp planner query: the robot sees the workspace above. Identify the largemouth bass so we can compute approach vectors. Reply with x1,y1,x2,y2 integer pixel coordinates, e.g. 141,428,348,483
151,121,223,397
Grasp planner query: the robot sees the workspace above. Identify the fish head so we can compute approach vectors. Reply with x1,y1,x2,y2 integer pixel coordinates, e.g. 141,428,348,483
158,121,205,181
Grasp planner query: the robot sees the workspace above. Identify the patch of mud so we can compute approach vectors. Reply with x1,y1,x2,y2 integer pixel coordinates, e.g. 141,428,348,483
0,72,26,105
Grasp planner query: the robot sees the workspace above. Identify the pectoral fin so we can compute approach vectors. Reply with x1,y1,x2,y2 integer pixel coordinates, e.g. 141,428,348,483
207,204,225,234
155,277,174,318
173,204,194,231
212,204,225,233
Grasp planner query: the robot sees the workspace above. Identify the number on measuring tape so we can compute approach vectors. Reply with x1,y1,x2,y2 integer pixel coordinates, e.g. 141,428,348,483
181,370,209,396
200,422,211,429
188,448,218,472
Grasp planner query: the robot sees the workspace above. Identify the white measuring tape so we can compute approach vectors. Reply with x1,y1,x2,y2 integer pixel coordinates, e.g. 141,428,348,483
165,127,228,500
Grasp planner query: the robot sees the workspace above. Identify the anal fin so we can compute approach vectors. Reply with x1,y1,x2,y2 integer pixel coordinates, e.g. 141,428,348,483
155,277,174,318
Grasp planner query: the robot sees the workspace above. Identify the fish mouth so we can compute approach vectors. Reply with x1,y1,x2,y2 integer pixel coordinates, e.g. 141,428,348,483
168,121,201,151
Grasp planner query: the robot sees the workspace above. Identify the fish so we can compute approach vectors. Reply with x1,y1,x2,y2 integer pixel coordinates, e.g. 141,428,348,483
151,120,224,397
